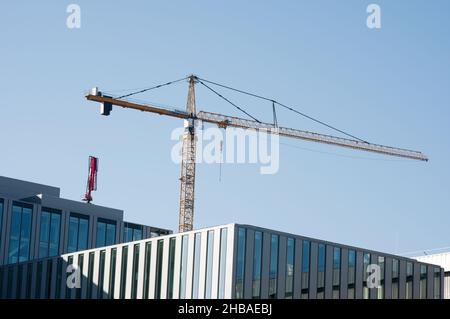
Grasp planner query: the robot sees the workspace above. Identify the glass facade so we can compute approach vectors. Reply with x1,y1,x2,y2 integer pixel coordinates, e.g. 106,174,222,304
406,262,413,299
154,240,163,299
67,213,89,253
433,267,441,299
268,234,279,299
252,231,263,298
285,238,295,299
167,238,176,299
131,244,140,299
123,223,143,243
143,242,152,299
218,228,227,299
179,236,188,299
98,250,106,299
301,240,310,299
332,247,341,299
347,250,356,299
8,203,33,263
39,208,61,258
192,233,201,298
419,264,427,299
392,258,399,299
205,231,214,299
235,227,246,299
96,218,116,248
109,248,117,299
377,256,385,299
363,252,371,299
0,224,442,300
0,200,3,248
316,243,325,299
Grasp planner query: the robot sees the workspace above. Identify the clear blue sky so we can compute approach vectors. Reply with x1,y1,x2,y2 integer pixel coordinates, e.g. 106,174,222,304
1,1,449,256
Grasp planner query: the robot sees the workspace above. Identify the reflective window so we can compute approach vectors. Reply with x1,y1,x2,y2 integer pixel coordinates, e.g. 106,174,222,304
67,213,89,253
420,265,427,299
285,238,295,299
8,203,33,263
39,208,61,258
377,256,385,299
218,228,228,299
332,247,341,299
0,200,3,248
131,244,140,299
363,253,371,299
269,234,279,299
65,256,74,299
205,231,214,299
392,259,399,299
434,268,441,299
406,262,413,299
179,236,188,299
55,258,63,299
192,233,202,298
317,243,326,299
155,240,164,298
96,218,116,248
143,242,152,299
109,248,117,299
235,228,246,299
98,250,106,299
301,240,310,299
252,231,263,298
167,238,176,299
120,246,128,298
123,223,143,243
76,254,84,299
348,250,356,299
87,252,95,299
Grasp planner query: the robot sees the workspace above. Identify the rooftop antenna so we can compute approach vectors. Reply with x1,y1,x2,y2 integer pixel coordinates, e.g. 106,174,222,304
83,156,98,204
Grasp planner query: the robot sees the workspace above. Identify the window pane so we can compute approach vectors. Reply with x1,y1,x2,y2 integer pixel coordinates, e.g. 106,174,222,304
131,244,140,299
205,231,214,299
133,229,142,241
179,236,188,299
8,206,22,263
285,238,295,299
143,243,152,299
155,240,164,299
78,217,89,250
19,208,32,262
332,247,341,299
269,234,279,299
235,228,246,299
68,217,78,253
192,233,202,298
301,240,310,298
218,228,227,299
39,211,51,258
49,213,61,257
106,223,116,246
363,253,371,299
317,244,325,299
167,238,176,299
96,222,106,247
252,231,263,298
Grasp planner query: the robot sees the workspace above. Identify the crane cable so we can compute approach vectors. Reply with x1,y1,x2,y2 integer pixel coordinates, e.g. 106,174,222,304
197,80,261,123
115,76,189,99
197,77,368,143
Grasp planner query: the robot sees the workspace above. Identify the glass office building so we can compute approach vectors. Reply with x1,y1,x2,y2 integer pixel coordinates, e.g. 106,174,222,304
0,176,171,266
0,223,443,299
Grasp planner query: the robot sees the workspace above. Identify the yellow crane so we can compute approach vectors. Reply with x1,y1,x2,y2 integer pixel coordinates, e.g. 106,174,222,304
85,75,428,233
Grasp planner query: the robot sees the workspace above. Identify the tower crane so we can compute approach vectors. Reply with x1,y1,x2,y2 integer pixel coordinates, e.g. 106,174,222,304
85,75,428,233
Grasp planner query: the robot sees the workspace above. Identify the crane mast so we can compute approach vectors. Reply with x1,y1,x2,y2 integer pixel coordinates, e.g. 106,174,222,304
85,75,428,233
179,76,197,232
